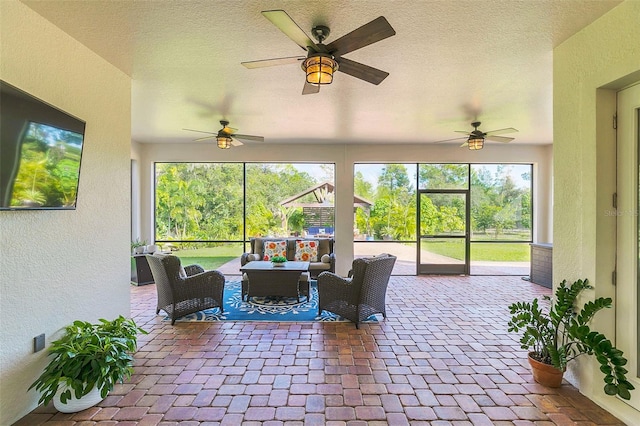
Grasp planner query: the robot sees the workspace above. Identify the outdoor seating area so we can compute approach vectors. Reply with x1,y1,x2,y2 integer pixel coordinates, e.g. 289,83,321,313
240,237,336,278
5,1,640,424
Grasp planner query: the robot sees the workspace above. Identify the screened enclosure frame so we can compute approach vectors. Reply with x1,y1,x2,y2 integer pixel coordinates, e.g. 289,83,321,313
352,162,534,276
152,162,337,250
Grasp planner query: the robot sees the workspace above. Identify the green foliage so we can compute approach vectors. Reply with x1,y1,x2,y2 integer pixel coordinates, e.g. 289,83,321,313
365,164,417,240
419,164,468,189
270,255,287,263
153,162,532,245
508,279,634,400
155,163,321,241
29,316,147,406
131,239,147,251
470,165,531,239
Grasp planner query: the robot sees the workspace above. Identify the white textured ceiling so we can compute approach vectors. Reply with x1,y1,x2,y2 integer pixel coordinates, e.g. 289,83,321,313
23,0,622,146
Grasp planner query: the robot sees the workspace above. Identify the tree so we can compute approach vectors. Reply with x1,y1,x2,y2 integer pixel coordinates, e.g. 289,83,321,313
419,164,468,189
372,164,416,240
470,165,531,239
245,164,318,237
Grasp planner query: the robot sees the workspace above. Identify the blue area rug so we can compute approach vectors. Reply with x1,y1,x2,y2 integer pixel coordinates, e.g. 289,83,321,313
164,280,378,323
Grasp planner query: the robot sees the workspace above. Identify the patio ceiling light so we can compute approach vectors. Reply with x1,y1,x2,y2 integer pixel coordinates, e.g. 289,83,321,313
467,136,484,150
217,136,232,149
302,53,338,85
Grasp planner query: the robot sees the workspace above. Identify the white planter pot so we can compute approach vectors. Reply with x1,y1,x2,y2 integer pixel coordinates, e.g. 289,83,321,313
53,384,105,413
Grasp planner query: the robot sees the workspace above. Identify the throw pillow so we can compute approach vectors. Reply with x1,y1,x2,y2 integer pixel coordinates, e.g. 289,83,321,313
294,240,318,262
263,240,287,261
321,254,331,263
247,253,261,262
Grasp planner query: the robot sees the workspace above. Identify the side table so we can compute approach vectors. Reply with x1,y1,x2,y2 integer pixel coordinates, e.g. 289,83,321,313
132,254,154,286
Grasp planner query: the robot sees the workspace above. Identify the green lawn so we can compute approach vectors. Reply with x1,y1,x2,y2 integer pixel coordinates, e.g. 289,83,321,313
170,245,244,270
159,240,529,269
424,242,530,261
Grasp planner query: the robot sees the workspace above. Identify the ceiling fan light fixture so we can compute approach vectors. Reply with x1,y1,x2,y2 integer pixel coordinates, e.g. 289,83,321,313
468,136,484,150
217,136,232,149
302,53,338,85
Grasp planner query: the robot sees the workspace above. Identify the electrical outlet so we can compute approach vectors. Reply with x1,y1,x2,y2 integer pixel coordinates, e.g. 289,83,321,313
34,333,45,352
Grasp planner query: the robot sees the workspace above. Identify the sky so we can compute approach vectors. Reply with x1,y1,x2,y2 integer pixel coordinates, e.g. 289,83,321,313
293,163,532,189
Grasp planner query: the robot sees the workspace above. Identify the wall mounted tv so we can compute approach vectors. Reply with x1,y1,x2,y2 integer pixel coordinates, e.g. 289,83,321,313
0,80,86,210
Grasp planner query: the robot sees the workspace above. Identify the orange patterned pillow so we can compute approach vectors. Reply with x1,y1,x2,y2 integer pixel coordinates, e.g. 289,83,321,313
262,240,287,261
294,240,318,262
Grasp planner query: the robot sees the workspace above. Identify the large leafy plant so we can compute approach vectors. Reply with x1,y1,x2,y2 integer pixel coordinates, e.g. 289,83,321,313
29,316,147,406
508,278,634,400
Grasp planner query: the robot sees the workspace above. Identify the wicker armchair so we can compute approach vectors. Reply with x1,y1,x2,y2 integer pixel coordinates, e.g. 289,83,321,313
317,254,396,327
146,254,225,325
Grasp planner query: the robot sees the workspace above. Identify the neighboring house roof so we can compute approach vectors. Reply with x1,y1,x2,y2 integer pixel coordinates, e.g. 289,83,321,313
280,181,372,208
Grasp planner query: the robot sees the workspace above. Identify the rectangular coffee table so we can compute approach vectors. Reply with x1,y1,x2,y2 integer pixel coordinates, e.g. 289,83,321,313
240,261,310,302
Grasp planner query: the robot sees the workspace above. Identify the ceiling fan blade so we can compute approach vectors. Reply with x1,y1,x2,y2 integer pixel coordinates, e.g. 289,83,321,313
454,130,472,135
486,135,515,143
336,57,389,85
302,81,320,95
241,56,305,69
484,127,518,136
459,141,469,147
230,138,244,147
325,16,396,56
232,134,264,142
183,128,216,135
262,10,318,52
194,135,217,142
433,136,467,144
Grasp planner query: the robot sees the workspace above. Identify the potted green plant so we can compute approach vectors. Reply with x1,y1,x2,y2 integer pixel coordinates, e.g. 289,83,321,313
381,226,395,241
29,316,147,413
131,238,147,254
508,278,634,399
271,255,287,266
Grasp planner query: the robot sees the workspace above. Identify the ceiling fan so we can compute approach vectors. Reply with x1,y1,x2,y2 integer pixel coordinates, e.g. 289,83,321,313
241,10,396,95
436,121,518,150
183,120,264,149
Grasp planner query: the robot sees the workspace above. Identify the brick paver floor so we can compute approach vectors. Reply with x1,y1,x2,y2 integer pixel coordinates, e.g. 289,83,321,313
16,275,627,425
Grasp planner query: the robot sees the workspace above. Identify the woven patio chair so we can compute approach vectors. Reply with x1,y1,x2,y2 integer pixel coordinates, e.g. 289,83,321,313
317,253,396,327
146,254,225,325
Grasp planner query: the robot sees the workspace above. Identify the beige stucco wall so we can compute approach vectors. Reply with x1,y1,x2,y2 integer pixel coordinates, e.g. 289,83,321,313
553,0,640,423
0,2,132,424
137,142,552,277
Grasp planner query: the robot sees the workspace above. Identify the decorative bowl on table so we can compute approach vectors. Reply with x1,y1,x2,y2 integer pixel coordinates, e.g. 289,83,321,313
271,256,287,267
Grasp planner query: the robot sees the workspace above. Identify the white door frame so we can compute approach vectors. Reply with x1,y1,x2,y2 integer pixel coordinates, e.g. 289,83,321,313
616,82,640,411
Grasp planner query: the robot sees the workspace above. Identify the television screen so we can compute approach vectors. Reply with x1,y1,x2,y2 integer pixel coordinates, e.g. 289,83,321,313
0,80,85,210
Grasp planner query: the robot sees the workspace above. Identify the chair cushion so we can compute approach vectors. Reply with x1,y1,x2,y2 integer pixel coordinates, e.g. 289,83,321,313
262,240,287,260
294,239,318,261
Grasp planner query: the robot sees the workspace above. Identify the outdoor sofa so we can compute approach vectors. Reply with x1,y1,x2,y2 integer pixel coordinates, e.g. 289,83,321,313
241,237,335,279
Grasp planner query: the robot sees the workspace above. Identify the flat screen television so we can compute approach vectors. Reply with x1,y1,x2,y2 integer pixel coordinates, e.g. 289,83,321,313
0,80,86,210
